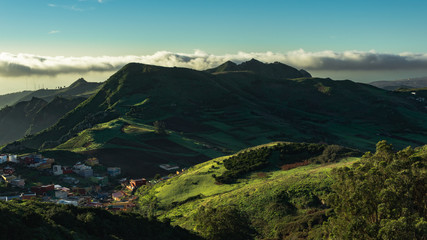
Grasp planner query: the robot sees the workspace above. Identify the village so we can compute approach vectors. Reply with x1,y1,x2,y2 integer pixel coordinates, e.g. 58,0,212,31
0,153,182,211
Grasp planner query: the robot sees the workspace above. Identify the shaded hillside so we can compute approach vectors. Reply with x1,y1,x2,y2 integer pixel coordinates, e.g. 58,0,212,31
28,96,87,135
0,201,201,240
3,61,427,175
0,91,32,109
0,97,47,145
0,78,103,109
0,96,85,146
370,76,427,90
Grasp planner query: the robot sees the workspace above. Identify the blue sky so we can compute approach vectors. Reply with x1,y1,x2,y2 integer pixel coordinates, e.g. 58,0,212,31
1,0,427,55
1,0,427,93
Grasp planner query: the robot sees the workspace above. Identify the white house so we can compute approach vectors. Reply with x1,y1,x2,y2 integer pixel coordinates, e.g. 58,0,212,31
8,155,18,163
0,155,7,164
53,165,63,175
73,163,93,178
55,190,68,199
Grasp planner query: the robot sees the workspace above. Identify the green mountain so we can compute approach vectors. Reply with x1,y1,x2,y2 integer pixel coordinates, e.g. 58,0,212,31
0,78,103,109
135,141,426,240
3,61,426,177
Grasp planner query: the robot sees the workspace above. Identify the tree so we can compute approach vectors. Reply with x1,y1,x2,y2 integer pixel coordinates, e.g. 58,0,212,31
153,121,167,135
194,205,255,240
325,141,427,239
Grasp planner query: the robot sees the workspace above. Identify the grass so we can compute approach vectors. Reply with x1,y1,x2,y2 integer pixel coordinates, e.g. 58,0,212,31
136,142,361,239
153,155,358,208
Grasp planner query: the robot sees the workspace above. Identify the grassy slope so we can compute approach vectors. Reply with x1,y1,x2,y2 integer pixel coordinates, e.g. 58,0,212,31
137,142,361,239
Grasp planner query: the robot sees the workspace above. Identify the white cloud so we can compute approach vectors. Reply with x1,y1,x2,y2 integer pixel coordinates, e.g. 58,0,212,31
48,30,60,34
1,50,427,77
47,3,91,11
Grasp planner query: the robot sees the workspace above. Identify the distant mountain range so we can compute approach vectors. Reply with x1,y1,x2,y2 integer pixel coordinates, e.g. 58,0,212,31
0,79,103,146
369,76,427,90
0,78,102,109
2,60,425,177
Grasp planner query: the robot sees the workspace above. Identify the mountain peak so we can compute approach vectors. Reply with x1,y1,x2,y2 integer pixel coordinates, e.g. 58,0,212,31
121,62,162,73
69,78,88,88
240,58,263,67
248,58,262,63
205,61,238,73
206,59,310,79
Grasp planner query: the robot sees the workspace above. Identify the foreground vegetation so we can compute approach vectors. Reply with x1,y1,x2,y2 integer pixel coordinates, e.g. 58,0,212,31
136,141,426,240
326,141,426,239
0,200,200,240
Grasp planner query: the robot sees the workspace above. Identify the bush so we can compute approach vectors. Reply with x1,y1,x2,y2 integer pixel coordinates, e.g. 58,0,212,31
214,147,272,183
194,205,255,240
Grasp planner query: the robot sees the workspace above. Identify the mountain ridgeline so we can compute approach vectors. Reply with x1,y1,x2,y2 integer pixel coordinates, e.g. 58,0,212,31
206,59,312,78
0,78,102,109
2,60,426,177
0,79,103,146
0,96,85,146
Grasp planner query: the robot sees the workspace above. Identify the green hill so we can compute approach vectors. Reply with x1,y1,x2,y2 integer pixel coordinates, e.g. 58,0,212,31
3,61,427,177
135,141,426,239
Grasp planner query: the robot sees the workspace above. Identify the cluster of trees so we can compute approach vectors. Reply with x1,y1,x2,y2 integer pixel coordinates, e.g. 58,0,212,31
214,147,272,183
275,142,359,164
193,205,255,240
0,200,201,240
153,121,167,135
214,143,359,184
326,140,426,239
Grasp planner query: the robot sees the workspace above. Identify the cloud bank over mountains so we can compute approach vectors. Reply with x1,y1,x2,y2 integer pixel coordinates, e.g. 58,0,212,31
1,50,427,77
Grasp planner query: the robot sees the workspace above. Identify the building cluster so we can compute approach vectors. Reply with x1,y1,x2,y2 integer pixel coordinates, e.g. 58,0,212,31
0,154,18,164
1,165,25,188
21,154,55,170
0,152,149,211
